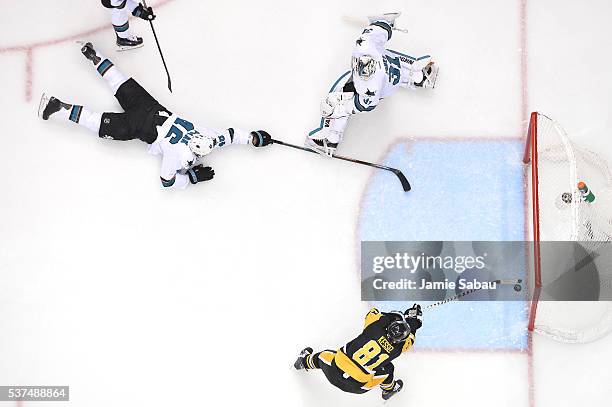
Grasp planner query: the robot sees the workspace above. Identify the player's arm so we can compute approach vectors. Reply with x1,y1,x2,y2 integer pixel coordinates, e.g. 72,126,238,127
364,307,384,328
159,152,213,189
159,158,190,189
101,1,155,20
401,304,423,353
363,308,399,332
209,128,272,150
160,173,190,189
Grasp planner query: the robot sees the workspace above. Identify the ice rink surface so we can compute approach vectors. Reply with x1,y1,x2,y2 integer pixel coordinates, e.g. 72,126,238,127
1,1,611,406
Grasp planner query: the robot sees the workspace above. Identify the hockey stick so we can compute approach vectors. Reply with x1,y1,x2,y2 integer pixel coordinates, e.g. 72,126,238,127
341,15,409,34
142,0,172,92
271,139,411,192
423,279,523,312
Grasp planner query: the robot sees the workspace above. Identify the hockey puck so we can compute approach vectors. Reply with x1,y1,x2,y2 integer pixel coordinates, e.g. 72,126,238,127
514,284,522,292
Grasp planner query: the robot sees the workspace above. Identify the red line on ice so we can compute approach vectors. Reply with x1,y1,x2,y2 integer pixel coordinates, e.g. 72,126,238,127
0,0,176,102
25,48,33,102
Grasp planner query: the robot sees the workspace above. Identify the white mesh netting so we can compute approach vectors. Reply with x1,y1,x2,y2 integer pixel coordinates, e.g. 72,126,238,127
528,113,612,343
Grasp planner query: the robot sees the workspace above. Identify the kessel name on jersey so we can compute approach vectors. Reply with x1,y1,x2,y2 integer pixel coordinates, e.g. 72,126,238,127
377,336,394,353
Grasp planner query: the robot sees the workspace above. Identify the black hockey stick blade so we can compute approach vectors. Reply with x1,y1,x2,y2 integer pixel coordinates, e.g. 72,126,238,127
142,0,172,92
272,139,411,192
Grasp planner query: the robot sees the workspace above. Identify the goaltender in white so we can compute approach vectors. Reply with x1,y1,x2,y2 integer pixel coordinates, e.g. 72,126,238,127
306,12,439,156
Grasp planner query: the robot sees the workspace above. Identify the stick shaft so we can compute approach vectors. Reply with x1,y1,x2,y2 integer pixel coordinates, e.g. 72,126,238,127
272,139,411,191
424,279,523,311
141,0,172,92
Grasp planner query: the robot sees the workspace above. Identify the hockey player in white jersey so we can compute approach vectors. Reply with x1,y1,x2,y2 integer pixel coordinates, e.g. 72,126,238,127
306,13,438,156
39,42,272,190
101,0,156,51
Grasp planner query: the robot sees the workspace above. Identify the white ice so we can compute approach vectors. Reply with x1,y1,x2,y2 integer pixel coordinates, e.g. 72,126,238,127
0,1,611,406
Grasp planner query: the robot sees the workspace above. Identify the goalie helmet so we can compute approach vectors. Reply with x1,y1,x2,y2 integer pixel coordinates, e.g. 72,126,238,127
187,133,214,157
352,55,377,81
386,312,410,344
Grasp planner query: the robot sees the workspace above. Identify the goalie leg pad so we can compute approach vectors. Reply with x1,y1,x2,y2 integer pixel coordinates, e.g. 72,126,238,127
320,92,355,119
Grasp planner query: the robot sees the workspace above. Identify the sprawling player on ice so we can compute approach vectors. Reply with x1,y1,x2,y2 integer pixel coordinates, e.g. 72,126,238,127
294,304,423,401
101,0,156,51
38,42,272,189
306,13,438,156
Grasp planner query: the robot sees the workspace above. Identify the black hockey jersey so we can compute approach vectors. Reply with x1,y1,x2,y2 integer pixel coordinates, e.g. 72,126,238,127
330,308,416,387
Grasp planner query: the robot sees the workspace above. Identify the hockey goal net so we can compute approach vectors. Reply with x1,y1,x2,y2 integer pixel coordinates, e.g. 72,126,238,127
524,112,612,343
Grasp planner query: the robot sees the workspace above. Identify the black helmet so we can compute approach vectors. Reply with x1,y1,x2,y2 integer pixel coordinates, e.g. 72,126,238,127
386,318,410,344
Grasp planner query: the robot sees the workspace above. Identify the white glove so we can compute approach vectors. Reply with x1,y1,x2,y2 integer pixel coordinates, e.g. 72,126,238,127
320,92,355,119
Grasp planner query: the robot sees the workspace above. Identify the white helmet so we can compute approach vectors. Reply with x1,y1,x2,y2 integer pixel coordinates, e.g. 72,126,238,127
187,133,214,157
352,55,377,80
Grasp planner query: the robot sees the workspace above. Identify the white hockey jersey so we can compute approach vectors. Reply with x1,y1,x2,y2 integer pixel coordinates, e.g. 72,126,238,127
147,114,252,189
350,21,430,113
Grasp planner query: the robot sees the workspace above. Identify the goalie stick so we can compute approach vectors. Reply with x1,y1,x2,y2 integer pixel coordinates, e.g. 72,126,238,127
142,0,173,92
423,279,523,312
271,139,412,192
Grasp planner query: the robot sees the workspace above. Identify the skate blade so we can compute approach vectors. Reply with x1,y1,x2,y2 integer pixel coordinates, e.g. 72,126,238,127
427,66,439,89
304,138,335,158
38,93,50,119
116,43,145,52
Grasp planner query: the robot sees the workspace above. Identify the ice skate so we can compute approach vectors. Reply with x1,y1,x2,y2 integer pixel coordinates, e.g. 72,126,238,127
116,34,144,51
414,62,439,89
367,12,401,27
79,41,102,65
38,93,71,120
382,379,403,401
305,136,338,158
293,347,313,370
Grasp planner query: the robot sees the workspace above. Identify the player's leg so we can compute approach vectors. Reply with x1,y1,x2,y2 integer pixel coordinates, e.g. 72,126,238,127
110,75,171,144
39,94,138,142
294,348,339,371
377,363,403,400
80,42,169,144
105,0,144,50
294,347,317,370
38,94,102,135
386,50,439,89
80,42,129,95
306,71,353,156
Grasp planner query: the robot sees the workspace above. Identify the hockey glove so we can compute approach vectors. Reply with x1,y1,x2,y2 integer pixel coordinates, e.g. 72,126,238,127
133,4,156,21
250,130,272,147
405,303,422,318
187,165,215,184
407,316,422,333
405,304,423,333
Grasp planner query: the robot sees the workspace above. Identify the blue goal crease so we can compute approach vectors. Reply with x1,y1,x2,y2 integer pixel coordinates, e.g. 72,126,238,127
358,139,528,350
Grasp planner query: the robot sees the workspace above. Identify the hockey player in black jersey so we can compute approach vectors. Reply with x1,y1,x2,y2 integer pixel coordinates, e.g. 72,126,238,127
294,304,422,400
